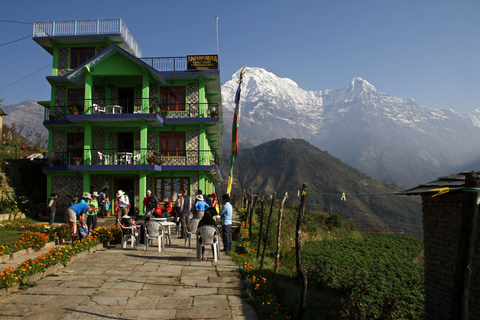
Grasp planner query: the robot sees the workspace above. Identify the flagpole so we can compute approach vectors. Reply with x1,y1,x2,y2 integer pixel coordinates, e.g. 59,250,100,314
216,13,219,55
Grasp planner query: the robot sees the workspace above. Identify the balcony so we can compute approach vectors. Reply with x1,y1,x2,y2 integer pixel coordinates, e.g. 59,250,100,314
43,99,219,122
44,148,218,169
33,19,142,57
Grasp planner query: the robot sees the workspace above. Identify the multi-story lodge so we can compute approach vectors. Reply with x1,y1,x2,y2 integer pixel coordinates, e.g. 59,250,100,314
35,19,223,215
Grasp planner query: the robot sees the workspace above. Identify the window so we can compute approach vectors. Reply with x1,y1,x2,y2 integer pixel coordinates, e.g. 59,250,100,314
159,132,186,157
155,177,189,202
66,132,84,159
160,86,186,111
70,47,95,69
68,89,85,113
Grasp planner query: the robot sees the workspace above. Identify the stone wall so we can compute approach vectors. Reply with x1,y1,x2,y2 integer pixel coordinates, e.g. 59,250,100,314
422,194,479,319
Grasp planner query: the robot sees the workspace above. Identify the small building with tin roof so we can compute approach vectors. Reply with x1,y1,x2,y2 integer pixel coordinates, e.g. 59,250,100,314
403,170,480,319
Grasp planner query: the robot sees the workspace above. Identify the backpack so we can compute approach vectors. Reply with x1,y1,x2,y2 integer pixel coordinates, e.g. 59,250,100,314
146,195,158,209
125,195,131,208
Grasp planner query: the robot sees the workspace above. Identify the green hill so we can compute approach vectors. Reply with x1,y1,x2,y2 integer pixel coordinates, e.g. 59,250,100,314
220,138,422,236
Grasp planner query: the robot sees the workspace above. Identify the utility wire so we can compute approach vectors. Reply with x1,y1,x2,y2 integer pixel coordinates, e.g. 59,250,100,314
0,34,31,47
0,62,51,90
0,20,32,25
0,20,33,46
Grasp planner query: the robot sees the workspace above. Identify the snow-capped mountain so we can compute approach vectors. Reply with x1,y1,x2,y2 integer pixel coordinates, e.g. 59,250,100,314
222,67,480,189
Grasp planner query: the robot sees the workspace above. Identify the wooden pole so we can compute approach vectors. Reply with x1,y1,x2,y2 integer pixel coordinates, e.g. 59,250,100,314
248,194,257,239
244,190,250,226
274,192,288,276
256,197,265,259
295,184,308,320
451,172,479,320
260,192,276,270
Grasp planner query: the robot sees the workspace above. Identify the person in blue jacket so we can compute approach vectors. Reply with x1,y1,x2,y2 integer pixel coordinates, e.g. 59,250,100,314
67,202,94,240
194,195,209,220
219,194,233,252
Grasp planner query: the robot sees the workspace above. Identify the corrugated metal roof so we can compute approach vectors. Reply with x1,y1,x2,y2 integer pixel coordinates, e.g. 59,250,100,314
401,169,480,195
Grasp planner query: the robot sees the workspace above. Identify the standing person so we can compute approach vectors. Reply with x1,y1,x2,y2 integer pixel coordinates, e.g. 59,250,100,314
174,192,183,223
192,190,202,217
67,202,94,240
62,194,74,223
87,192,99,232
219,194,233,252
80,193,91,204
116,190,129,218
179,188,191,239
194,195,209,220
210,193,219,215
203,191,211,207
47,193,58,225
142,190,159,217
98,188,108,218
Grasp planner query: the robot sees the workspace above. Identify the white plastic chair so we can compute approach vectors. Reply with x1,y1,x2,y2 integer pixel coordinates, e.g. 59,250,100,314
133,153,141,164
93,104,106,114
97,151,111,165
117,219,138,249
144,221,164,252
185,218,200,247
196,225,219,262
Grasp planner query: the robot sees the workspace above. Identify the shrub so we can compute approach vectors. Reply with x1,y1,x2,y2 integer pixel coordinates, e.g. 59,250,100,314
326,213,343,230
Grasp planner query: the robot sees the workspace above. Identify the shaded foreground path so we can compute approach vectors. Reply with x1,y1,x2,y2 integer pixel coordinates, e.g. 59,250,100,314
0,236,257,320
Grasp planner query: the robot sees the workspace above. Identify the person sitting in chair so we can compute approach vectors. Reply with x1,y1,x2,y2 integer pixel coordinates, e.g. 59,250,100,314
198,208,218,261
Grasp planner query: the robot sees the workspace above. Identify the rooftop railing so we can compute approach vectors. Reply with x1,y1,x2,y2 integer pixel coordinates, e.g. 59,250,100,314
33,19,141,57
140,57,187,72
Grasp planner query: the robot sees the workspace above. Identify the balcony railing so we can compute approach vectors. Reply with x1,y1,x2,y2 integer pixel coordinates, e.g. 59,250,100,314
33,19,141,57
44,98,219,121
140,57,187,72
48,148,217,167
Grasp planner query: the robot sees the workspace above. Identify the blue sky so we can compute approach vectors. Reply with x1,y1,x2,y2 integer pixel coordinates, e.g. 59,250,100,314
1,0,479,113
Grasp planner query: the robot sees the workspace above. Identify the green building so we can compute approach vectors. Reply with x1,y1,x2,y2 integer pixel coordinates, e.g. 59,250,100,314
35,19,223,215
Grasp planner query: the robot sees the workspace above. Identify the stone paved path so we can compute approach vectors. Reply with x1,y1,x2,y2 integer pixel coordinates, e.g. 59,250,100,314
0,236,257,320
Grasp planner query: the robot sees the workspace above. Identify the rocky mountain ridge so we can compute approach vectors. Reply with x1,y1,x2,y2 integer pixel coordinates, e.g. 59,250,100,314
221,67,480,188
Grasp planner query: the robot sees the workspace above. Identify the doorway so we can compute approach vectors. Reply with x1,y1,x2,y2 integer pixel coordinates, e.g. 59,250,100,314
117,87,134,113
114,177,135,216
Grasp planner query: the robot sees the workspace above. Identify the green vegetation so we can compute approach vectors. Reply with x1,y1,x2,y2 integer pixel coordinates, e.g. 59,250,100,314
222,138,423,236
230,205,425,319
0,230,23,246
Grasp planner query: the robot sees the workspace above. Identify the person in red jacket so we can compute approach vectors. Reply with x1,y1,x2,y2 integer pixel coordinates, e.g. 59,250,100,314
163,201,173,216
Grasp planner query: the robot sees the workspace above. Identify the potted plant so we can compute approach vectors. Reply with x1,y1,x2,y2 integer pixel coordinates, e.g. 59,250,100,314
161,110,168,118
148,156,162,165
149,104,157,113
70,106,79,115
210,110,218,117
73,157,82,165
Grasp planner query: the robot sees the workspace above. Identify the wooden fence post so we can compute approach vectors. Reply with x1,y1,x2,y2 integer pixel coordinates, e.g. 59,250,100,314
296,183,308,320
261,192,276,270
248,194,257,239
274,192,288,277
256,197,265,259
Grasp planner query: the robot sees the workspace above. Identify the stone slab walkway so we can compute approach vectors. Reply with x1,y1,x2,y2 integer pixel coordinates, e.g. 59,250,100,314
0,236,257,320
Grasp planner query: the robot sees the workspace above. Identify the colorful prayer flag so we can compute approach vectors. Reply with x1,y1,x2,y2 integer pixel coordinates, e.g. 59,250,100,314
227,67,246,194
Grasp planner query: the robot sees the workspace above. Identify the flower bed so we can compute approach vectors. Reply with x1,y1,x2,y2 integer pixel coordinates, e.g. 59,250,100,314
0,221,120,292
0,222,70,258
0,236,101,290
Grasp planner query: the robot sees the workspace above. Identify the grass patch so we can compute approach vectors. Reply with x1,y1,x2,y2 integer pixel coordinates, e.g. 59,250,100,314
0,230,23,246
